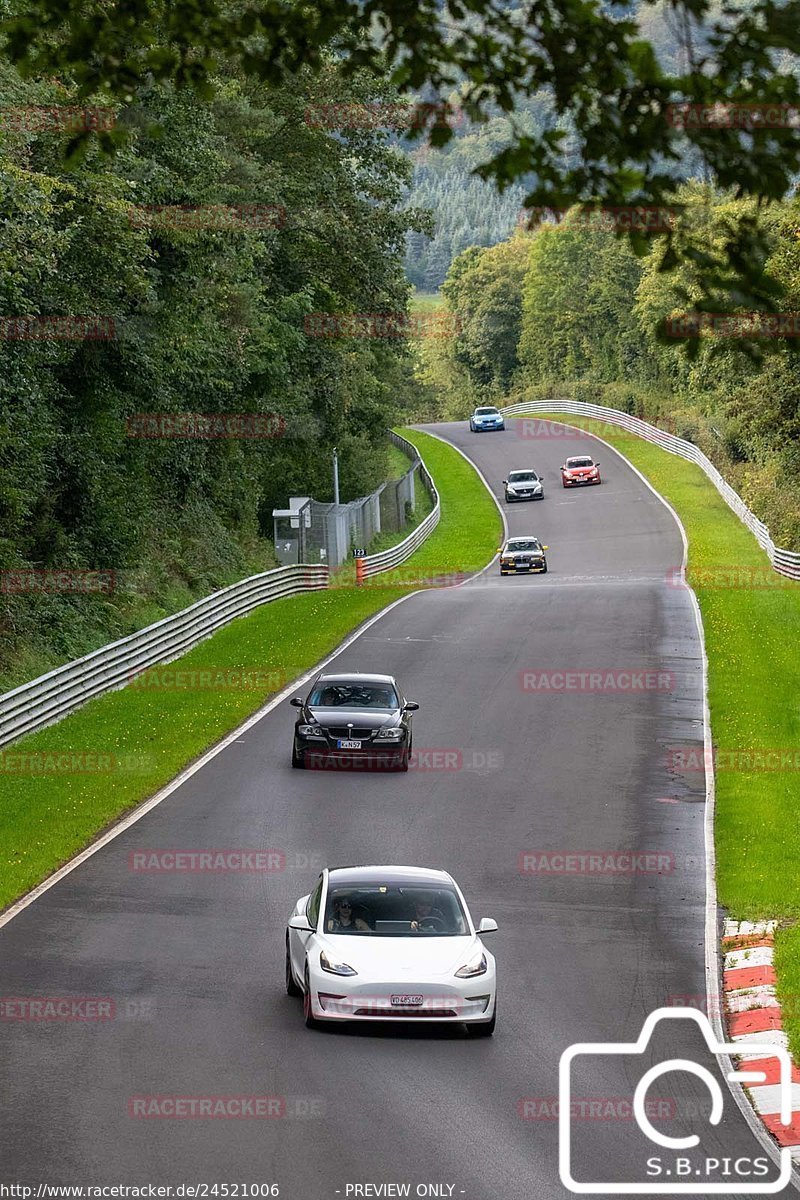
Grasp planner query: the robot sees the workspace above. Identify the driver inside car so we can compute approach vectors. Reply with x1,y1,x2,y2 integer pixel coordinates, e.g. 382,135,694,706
409,893,447,932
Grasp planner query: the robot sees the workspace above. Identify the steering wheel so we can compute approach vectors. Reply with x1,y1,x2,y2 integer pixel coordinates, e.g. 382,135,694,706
416,915,445,931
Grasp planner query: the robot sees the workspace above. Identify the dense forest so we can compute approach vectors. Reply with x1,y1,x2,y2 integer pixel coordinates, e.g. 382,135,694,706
399,0,747,288
414,187,800,546
0,61,428,684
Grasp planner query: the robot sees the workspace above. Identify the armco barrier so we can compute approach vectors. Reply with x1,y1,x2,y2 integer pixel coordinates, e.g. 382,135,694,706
0,564,328,748
502,399,800,582
357,431,441,579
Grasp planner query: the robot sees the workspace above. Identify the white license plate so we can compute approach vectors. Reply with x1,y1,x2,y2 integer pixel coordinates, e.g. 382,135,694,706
337,739,362,750
391,995,424,1006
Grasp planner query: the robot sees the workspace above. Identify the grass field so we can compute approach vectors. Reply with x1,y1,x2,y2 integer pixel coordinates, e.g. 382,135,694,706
0,427,501,913
409,291,443,314
526,412,800,1055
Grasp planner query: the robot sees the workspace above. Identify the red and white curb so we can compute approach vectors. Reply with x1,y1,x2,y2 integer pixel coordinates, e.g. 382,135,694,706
722,919,800,1156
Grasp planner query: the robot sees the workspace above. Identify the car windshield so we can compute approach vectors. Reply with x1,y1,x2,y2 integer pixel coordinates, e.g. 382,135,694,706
506,540,542,552
567,457,594,468
324,884,468,937
509,471,538,482
308,682,399,709
475,407,498,415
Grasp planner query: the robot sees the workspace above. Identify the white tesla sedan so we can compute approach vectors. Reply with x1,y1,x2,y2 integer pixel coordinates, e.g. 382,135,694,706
285,865,498,1035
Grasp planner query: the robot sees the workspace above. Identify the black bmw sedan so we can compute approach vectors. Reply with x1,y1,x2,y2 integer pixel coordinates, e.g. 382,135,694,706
290,673,418,771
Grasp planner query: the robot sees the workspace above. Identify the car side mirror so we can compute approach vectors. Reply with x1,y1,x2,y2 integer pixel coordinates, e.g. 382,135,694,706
289,697,304,707
543,545,549,550
477,918,498,934
560,465,566,470
502,479,507,484
288,914,313,932
403,701,420,711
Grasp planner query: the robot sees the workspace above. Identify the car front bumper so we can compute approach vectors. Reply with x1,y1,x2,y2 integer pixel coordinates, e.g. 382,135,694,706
474,422,504,431
310,977,496,1023
506,491,543,501
563,475,600,486
295,739,409,769
500,561,547,573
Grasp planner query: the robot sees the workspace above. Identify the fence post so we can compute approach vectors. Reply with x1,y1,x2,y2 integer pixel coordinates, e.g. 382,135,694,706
355,557,365,586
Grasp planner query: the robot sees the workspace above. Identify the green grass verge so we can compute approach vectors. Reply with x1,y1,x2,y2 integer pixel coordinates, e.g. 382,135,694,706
0,427,500,913
525,413,800,1053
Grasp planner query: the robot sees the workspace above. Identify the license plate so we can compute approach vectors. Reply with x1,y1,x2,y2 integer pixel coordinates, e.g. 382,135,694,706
337,739,362,750
391,995,424,1006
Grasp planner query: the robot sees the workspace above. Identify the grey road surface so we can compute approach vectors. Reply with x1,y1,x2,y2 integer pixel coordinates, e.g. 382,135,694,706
1,419,788,1199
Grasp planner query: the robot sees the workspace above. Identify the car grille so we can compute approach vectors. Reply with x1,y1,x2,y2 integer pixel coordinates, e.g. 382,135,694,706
326,726,380,739
353,1007,458,1018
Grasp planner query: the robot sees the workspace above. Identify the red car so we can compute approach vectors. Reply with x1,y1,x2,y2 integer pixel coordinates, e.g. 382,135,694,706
561,455,601,488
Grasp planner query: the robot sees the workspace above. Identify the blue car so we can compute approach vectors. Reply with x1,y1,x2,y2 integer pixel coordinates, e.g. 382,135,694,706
469,406,505,432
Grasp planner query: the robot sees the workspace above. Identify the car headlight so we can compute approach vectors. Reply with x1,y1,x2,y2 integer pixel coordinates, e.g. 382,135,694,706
455,950,487,979
320,950,358,977
298,723,323,736
375,727,404,740
506,486,518,494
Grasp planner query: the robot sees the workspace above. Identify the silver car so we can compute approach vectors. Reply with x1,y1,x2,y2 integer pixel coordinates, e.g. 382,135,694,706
503,469,544,502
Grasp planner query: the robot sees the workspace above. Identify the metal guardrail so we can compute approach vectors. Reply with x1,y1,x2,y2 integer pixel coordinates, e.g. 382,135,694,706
357,431,441,578
0,432,441,747
0,564,329,749
501,399,800,581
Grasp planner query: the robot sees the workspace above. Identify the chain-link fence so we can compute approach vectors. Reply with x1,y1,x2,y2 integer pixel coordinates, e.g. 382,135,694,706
272,445,419,567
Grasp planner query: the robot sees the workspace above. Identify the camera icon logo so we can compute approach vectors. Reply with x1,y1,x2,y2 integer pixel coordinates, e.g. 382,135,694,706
559,1007,793,1193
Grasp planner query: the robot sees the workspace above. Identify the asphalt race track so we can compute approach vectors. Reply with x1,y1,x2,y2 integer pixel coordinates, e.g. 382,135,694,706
1,418,792,1198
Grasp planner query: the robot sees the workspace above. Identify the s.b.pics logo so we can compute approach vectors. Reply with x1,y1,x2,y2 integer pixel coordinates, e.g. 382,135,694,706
559,1008,792,1193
